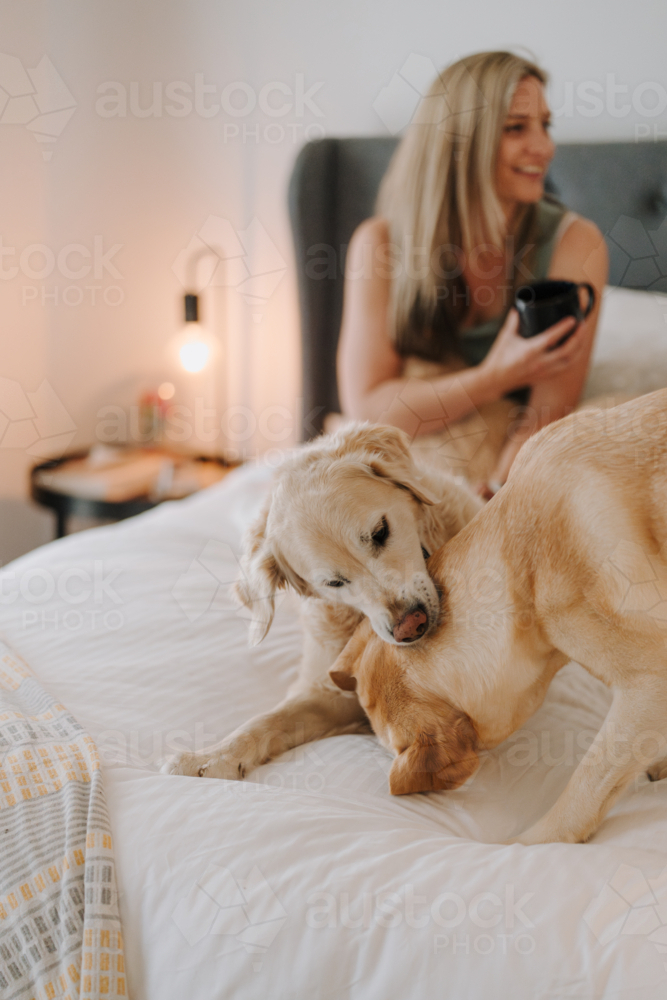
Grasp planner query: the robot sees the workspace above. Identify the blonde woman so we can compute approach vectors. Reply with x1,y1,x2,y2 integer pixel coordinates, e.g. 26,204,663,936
337,51,608,491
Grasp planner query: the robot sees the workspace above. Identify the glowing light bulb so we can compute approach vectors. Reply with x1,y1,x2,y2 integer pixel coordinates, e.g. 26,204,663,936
171,294,218,374
179,340,210,373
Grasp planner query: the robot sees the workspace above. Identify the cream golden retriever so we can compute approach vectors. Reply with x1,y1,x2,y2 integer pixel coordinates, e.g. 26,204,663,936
329,390,667,845
163,422,481,779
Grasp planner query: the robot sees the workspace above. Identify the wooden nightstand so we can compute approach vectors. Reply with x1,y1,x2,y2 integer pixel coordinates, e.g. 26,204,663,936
31,447,238,538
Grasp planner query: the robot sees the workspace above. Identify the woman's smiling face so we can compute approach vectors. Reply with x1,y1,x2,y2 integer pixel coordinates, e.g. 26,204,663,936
495,75,555,213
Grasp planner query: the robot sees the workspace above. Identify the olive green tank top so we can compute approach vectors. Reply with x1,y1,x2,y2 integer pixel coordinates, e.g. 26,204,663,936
456,198,571,368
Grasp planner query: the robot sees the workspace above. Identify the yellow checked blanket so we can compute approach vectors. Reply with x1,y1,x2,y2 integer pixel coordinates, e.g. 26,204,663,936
0,638,127,1000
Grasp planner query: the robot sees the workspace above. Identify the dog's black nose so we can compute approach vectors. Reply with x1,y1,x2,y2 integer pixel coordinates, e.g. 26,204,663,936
393,606,429,643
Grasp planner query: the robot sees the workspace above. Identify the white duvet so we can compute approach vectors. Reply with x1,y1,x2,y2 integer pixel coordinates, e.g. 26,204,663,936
3,456,667,1000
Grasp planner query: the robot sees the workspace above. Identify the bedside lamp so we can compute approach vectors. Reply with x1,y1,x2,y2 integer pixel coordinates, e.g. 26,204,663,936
168,290,224,458
178,293,217,373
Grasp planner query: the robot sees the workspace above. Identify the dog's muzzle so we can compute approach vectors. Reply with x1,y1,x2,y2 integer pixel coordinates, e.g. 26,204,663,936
393,605,429,643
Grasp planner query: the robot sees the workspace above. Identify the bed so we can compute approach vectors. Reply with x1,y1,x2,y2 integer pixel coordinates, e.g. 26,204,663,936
4,140,667,1000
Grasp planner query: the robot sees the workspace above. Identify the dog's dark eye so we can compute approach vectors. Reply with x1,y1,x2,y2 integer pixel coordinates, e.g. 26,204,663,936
371,517,390,547
326,578,348,588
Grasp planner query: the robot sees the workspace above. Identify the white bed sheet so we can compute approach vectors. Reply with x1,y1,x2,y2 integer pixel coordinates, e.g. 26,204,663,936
3,462,667,999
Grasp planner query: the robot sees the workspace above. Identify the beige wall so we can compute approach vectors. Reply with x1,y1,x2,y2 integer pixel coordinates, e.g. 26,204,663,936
2,0,667,562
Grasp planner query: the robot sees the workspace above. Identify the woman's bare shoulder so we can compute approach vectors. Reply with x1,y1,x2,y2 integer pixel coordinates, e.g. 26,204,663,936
350,216,390,247
551,213,608,283
558,214,605,255
345,217,392,277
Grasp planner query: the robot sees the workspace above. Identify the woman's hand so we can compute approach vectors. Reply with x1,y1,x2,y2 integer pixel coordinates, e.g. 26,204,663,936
481,308,589,396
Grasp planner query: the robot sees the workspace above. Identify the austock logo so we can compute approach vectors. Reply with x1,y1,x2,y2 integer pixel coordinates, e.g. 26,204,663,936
94,73,326,147
374,55,667,138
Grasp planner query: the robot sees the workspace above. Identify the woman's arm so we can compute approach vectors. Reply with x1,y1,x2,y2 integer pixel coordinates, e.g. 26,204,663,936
337,217,587,434
490,216,609,485
337,218,502,430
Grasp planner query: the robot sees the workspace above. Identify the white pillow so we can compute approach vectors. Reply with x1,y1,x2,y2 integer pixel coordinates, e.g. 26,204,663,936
583,286,667,400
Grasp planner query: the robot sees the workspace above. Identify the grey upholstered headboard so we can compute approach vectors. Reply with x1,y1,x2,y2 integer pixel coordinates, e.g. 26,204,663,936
288,137,667,438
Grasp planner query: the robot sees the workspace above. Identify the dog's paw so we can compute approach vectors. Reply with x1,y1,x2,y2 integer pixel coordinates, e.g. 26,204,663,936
197,754,249,780
159,751,205,777
160,750,247,780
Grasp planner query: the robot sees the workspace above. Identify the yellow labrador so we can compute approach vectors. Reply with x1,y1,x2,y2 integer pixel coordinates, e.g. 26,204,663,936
330,391,667,844
163,423,481,780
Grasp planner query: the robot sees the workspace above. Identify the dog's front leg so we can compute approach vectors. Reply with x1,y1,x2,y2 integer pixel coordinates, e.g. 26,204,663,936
162,602,367,779
162,681,366,779
512,686,667,845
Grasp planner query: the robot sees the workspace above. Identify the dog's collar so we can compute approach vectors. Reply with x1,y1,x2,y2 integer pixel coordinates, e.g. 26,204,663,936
421,546,430,560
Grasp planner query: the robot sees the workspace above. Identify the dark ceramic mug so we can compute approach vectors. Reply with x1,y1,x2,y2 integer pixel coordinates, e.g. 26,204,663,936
515,279,596,341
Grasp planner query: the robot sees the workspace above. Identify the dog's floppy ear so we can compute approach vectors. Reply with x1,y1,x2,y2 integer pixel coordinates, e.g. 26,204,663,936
328,621,373,692
233,501,286,646
359,425,439,505
389,714,479,795
333,423,412,464
368,457,439,505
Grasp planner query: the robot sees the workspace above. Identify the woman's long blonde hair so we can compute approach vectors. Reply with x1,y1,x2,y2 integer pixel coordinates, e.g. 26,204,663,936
376,50,548,359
